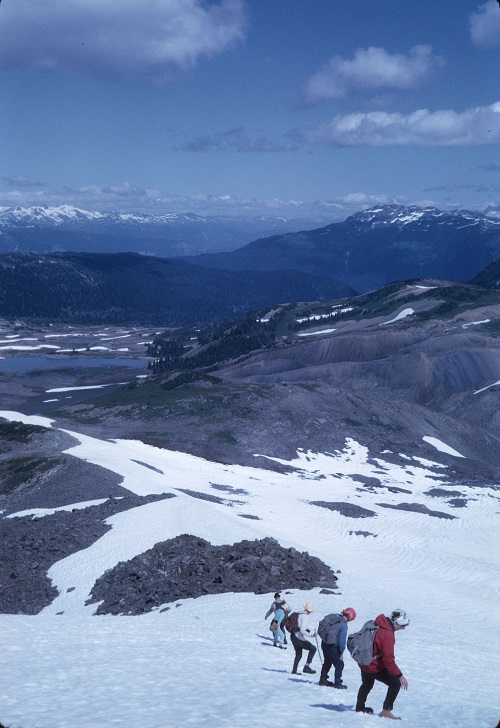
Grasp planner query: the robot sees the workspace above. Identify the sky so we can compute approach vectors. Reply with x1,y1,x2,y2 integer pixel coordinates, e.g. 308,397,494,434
1,0,500,218
0,408,498,727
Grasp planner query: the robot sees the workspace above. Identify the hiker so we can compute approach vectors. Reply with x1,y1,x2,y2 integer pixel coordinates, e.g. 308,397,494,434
319,607,356,688
270,603,287,649
265,592,290,645
290,601,317,675
355,609,410,720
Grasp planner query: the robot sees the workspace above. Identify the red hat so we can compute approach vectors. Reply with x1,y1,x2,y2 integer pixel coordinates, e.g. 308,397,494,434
342,607,356,622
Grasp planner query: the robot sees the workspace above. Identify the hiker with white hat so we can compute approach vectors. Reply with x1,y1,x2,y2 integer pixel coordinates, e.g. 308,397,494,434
290,601,317,675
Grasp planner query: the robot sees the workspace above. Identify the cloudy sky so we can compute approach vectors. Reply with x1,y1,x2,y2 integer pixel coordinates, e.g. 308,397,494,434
1,0,499,218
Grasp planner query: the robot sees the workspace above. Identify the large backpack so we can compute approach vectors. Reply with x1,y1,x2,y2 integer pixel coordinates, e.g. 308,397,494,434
347,619,379,666
317,613,343,645
284,611,301,634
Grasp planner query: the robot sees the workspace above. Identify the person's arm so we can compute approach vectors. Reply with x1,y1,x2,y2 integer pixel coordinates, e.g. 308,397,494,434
264,604,274,619
297,613,317,641
378,632,402,677
338,620,348,653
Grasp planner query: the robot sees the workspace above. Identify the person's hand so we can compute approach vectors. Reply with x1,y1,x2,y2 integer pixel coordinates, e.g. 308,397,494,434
340,652,344,661
400,676,408,690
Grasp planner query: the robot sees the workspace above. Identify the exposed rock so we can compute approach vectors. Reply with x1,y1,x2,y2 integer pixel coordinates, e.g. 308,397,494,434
175,488,246,506
87,535,339,615
447,498,468,508
424,488,464,498
309,501,377,518
377,502,457,519
0,493,175,614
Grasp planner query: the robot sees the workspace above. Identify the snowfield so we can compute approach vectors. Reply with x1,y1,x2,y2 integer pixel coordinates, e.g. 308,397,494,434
0,410,498,728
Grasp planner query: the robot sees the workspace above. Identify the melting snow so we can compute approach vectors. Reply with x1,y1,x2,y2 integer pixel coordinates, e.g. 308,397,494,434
380,308,414,325
422,436,465,458
0,412,497,728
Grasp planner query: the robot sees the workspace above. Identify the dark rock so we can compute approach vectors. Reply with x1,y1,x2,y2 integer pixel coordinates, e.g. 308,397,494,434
447,498,468,508
87,535,339,615
309,501,377,518
175,488,246,506
424,488,464,498
377,502,457,519
0,493,176,614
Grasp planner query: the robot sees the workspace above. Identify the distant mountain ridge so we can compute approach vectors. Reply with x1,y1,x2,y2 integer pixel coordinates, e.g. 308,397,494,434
0,205,335,257
186,205,500,293
0,251,354,326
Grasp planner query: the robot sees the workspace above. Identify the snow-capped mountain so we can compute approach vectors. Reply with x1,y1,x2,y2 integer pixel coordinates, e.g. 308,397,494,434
347,204,500,232
0,204,216,228
0,205,336,257
188,204,500,293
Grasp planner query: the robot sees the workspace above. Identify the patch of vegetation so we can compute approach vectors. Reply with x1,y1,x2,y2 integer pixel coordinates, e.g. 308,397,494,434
480,319,500,336
0,456,57,495
0,420,49,442
213,430,238,445
415,286,500,321
344,418,363,428
149,311,279,373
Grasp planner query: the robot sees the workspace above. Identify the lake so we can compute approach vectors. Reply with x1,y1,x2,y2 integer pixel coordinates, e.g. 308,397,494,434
0,357,149,375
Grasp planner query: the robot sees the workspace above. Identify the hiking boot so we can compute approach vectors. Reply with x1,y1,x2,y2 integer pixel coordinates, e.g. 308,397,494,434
319,679,334,687
333,682,347,689
356,707,374,714
278,645,287,650
379,710,401,720
303,664,316,674
291,671,301,675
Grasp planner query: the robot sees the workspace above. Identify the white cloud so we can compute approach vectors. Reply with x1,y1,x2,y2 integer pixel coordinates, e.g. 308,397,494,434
302,45,442,103
0,0,246,80
296,102,500,146
470,1,500,48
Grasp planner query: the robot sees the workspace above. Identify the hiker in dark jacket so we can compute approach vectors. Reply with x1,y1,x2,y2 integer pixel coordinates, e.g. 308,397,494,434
355,609,410,719
319,607,356,688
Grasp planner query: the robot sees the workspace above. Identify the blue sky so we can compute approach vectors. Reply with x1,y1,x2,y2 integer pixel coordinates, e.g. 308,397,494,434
1,0,500,218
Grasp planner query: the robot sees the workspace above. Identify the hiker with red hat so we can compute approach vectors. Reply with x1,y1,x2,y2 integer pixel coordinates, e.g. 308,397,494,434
318,607,357,688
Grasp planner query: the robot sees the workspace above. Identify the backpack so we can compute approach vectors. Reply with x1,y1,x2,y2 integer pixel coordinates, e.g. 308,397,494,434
347,619,379,666
284,611,300,634
317,613,343,645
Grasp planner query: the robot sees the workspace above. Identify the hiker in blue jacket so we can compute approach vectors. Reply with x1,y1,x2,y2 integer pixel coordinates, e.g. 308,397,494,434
270,605,287,648
265,592,290,645
319,607,356,688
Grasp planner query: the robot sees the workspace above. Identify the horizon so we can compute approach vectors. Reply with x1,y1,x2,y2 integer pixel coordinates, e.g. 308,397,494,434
1,0,500,219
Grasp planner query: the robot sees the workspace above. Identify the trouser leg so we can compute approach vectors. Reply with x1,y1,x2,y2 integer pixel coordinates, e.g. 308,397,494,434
304,641,317,665
356,671,375,711
331,646,344,683
280,620,287,643
373,671,401,711
291,633,303,672
320,642,334,681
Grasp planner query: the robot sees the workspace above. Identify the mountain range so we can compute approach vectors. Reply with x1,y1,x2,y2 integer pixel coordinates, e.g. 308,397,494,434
0,205,335,257
187,205,500,293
